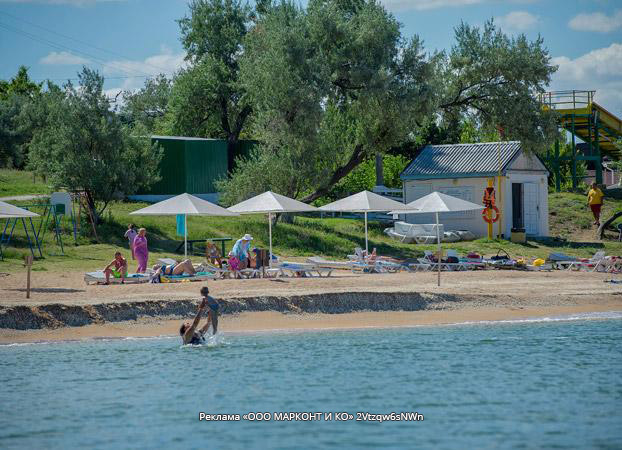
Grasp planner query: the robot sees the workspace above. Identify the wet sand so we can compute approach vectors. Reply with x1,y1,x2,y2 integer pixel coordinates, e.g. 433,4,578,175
1,269,621,344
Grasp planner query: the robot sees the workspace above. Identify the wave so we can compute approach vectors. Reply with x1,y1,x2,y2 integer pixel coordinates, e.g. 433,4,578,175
453,311,622,327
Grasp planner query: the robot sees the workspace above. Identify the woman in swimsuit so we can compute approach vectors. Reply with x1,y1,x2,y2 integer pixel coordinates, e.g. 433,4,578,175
179,286,220,344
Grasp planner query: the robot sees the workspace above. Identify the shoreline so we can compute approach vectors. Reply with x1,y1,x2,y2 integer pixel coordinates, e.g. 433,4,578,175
2,304,621,344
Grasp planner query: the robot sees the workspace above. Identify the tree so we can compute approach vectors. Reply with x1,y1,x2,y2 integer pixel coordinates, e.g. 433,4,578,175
217,10,557,204
168,0,253,154
120,74,172,132
437,21,557,151
27,68,162,222
0,66,42,168
218,0,433,204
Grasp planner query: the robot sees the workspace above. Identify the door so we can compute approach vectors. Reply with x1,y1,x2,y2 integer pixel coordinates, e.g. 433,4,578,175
512,183,523,229
523,183,539,235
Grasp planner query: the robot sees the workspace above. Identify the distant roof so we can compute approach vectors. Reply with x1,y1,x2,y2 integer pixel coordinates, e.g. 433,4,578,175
151,135,218,141
401,141,524,180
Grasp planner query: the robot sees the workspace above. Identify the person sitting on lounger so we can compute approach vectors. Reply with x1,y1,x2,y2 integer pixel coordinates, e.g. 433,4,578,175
206,241,223,268
103,251,128,284
152,259,197,277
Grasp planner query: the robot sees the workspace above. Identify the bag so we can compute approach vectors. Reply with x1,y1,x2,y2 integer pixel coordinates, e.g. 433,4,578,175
446,256,459,264
491,249,511,261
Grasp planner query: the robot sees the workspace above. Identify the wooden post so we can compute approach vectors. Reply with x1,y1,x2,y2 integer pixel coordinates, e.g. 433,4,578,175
24,254,33,299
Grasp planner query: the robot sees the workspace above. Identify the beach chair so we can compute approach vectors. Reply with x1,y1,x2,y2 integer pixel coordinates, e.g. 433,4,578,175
557,251,606,271
275,261,333,278
84,271,151,285
306,256,355,270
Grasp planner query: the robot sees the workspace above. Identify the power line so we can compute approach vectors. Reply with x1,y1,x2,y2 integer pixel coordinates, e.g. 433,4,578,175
0,21,159,78
0,10,176,75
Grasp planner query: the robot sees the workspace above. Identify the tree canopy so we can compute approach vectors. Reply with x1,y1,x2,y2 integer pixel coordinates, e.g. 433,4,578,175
27,68,162,221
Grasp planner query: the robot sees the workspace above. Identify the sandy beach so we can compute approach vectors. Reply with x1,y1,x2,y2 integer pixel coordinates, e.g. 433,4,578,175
1,269,621,344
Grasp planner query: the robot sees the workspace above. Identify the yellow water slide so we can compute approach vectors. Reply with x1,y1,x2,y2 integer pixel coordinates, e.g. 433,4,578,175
540,90,622,157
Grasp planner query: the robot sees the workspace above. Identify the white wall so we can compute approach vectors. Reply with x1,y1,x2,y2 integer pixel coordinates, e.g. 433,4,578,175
402,173,549,238
402,177,491,237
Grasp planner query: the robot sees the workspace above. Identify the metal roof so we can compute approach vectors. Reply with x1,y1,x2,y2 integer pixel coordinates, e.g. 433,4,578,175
401,141,523,180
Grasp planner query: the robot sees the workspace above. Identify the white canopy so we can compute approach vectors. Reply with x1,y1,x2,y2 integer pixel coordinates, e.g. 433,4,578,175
0,201,39,219
228,191,317,214
391,192,484,287
228,191,317,267
129,193,237,216
319,190,410,253
319,190,409,213
389,191,484,215
130,193,238,258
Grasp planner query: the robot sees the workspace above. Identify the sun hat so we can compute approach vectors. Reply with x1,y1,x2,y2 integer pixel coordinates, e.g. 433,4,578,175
242,233,253,241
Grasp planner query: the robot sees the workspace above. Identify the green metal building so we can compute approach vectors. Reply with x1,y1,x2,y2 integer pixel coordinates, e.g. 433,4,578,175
134,136,255,201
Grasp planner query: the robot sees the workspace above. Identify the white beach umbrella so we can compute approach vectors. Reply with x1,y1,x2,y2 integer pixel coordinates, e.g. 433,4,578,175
228,191,317,268
319,190,410,254
130,193,238,258
0,201,40,219
390,192,484,287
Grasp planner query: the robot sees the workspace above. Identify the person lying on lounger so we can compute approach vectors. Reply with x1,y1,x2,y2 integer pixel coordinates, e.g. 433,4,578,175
152,259,197,277
103,252,128,284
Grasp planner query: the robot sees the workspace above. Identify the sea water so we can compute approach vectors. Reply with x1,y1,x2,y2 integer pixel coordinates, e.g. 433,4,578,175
1,313,621,449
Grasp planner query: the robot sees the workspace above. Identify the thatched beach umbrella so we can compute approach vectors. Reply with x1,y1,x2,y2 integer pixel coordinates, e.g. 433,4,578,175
228,191,317,268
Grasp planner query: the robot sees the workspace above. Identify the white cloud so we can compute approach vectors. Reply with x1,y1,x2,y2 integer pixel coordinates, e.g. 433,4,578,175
568,10,622,33
102,46,185,78
550,43,622,117
40,51,90,65
380,0,537,12
497,11,539,31
381,0,484,11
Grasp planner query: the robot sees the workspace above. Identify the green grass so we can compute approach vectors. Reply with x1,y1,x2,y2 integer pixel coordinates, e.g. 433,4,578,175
2,169,622,274
0,169,52,198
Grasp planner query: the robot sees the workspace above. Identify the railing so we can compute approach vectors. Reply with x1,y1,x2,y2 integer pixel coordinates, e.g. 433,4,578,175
538,90,595,110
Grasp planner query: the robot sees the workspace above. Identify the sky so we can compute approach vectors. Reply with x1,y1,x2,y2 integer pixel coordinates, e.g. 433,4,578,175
0,0,621,116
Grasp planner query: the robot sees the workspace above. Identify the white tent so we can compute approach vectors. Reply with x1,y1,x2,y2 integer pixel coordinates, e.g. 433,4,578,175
228,191,317,268
0,201,40,219
390,192,484,286
319,190,410,254
129,193,238,258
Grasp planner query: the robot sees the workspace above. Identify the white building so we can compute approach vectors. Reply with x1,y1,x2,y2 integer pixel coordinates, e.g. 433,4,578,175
400,141,549,238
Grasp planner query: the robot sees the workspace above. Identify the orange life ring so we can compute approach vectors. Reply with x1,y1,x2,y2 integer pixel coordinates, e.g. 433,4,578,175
482,206,500,223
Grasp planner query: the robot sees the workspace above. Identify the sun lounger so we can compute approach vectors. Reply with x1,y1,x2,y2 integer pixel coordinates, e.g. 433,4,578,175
84,271,151,285
274,262,333,278
556,251,606,271
418,258,469,271
160,271,219,282
306,256,355,270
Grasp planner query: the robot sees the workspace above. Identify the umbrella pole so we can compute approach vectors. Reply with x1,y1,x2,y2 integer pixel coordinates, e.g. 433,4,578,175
268,212,273,269
364,211,369,255
436,212,441,287
184,214,187,259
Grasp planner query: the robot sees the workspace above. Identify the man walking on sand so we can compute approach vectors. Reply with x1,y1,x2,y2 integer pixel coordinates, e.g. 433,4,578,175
588,182,604,226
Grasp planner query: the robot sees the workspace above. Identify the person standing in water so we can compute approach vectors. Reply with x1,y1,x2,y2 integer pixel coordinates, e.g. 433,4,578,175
133,228,149,273
179,286,220,344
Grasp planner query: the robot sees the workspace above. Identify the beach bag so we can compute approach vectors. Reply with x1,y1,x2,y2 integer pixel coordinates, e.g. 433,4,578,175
491,249,511,261
446,256,459,264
